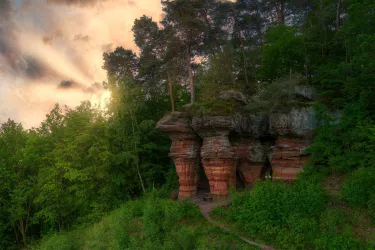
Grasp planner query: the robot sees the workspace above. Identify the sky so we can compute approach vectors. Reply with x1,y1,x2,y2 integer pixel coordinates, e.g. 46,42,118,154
0,0,163,128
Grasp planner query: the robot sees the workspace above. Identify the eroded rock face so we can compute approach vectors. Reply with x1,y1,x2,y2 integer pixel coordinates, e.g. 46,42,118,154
271,137,310,181
269,107,316,181
232,138,266,187
218,90,248,104
156,88,320,198
233,113,269,138
295,85,318,101
156,112,201,199
270,107,317,138
192,116,236,197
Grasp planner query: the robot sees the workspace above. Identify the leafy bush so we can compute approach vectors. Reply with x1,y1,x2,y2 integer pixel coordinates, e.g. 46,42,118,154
190,98,240,116
342,167,375,208
309,104,375,174
228,181,325,249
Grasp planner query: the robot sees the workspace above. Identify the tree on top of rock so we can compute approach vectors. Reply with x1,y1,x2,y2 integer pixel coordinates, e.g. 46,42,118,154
161,0,209,104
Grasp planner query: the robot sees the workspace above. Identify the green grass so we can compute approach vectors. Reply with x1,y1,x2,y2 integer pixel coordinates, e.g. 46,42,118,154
35,194,258,250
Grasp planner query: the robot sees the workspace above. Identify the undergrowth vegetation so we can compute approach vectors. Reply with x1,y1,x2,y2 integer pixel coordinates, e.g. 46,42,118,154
212,180,375,250
36,193,258,250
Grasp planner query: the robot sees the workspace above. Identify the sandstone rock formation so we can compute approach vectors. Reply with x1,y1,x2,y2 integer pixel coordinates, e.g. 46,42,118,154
156,112,201,199
269,107,316,181
270,137,310,181
232,138,265,188
192,116,236,197
156,89,318,199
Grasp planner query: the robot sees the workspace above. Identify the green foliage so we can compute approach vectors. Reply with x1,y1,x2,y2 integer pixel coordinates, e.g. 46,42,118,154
223,181,375,249
196,44,237,86
190,98,240,116
342,168,375,209
192,82,244,115
38,233,77,250
228,181,325,249
313,202,369,250
307,0,375,177
36,195,254,250
0,77,173,247
309,105,375,173
261,25,305,81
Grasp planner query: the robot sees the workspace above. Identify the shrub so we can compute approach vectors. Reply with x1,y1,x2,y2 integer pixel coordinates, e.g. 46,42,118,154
314,233,364,250
228,181,325,249
342,167,375,208
163,227,197,250
38,233,77,250
189,98,240,116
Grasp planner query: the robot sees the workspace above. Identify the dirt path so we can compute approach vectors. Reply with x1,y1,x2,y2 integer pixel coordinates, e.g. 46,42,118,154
192,196,275,250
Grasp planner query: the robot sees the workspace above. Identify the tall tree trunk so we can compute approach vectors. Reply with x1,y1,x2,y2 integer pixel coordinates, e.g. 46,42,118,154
320,0,326,58
278,0,285,24
135,161,145,193
254,0,263,44
238,30,249,86
18,217,26,245
186,44,195,103
129,109,146,193
336,0,341,30
200,11,216,57
13,226,19,244
220,47,236,85
167,70,175,112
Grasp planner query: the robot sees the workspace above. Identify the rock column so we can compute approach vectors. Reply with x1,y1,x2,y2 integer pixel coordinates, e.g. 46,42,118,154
271,137,310,181
156,112,201,199
192,116,236,197
269,107,316,181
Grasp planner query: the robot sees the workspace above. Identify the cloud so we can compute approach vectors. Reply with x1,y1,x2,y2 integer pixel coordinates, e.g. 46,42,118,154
46,0,137,7
73,34,91,42
46,0,107,7
23,56,48,79
0,0,163,128
58,79,82,89
0,0,17,72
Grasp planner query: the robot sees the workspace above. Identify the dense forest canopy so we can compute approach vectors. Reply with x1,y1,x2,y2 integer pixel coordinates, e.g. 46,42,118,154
1,0,375,249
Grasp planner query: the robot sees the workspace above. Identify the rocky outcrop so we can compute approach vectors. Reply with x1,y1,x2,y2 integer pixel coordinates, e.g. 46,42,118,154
269,107,316,181
156,89,319,199
218,90,248,104
270,137,311,181
269,107,316,138
192,116,236,197
156,112,201,199
232,113,269,138
295,85,318,101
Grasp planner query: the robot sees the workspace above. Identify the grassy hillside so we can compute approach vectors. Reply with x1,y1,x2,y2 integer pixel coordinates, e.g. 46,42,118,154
35,193,258,250
211,177,375,250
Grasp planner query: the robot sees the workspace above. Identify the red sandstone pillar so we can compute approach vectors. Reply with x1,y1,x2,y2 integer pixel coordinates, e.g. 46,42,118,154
271,137,310,181
169,133,201,199
156,112,201,199
192,116,236,197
